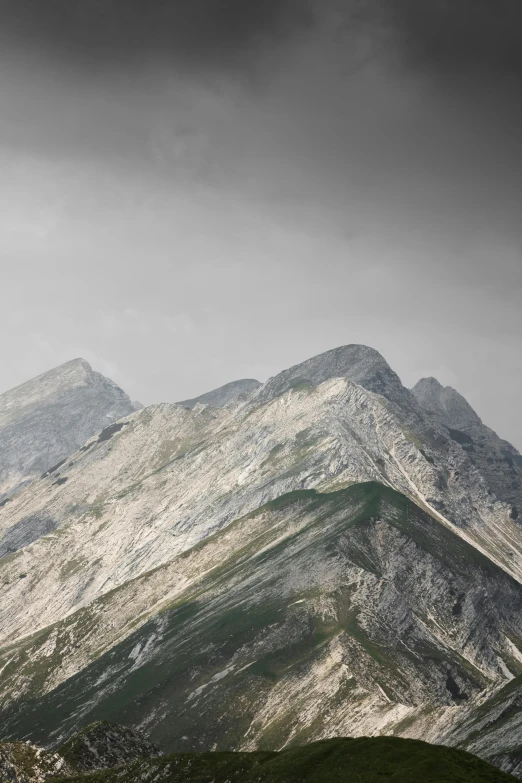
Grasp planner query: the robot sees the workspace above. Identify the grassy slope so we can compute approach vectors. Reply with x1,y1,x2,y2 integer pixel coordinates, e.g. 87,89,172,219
50,737,516,783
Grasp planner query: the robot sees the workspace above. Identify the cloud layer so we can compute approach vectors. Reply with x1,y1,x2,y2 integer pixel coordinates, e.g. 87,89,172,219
1,0,521,447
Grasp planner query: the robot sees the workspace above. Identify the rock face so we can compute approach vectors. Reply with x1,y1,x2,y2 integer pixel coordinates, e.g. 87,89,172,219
0,722,158,782
412,377,522,513
58,721,161,772
1,345,522,777
177,379,261,410
254,345,414,412
0,741,72,782
2,483,522,760
0,359,141,499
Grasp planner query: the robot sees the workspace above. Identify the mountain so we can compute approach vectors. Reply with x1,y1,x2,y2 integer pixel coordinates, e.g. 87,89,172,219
254,345,414,412
1,345,522,777
177,379,261,410
2,482,522,759
0,359,141,500
413,377,522,515
2,352,522,647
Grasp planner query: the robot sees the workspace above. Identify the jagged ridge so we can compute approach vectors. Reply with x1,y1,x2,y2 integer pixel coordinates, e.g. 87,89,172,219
177,379,261,410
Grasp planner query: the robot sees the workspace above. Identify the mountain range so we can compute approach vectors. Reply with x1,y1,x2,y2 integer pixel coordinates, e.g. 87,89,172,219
1,345,521,778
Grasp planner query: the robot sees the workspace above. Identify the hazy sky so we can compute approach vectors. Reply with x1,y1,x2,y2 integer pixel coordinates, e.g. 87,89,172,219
1,0,521,447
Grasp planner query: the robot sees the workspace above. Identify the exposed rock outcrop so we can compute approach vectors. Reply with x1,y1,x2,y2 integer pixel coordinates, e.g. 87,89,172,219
177,379,261,410
0,359,141,499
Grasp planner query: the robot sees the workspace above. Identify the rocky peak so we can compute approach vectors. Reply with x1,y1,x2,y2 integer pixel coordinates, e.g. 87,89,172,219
176,378,261,410
413,376,522,510
412,377,482,431
0,359,93,427
254,344,413,410
0,360,140,498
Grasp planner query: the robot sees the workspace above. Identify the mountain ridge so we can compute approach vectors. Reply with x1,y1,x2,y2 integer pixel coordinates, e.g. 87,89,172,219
176,378,261,410
1,345,522,778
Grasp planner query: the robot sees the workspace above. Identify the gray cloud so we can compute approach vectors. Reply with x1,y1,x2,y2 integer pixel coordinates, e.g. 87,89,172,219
0,0,313,71
0,0,521,449
2,0,522,81
389,0,522,82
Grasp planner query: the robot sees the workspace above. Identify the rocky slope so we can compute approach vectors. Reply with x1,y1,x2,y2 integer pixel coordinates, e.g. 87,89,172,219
0,360,141,500
0,741,72,782
2,483,522,763
177,379,261,410
1,345,522,777
254,345,414,413
2,349,521,648
0,722,159,782
413,377,522,515
57,721,161,773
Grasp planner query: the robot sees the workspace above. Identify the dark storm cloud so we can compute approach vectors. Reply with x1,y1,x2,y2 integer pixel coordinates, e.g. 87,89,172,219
390,0,522,79
1,0,522,450
2,0,522,88
0,0,313,70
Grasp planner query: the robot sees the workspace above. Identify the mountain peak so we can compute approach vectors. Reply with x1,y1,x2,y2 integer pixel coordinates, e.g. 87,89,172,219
256,344,412,409
0,359,138,497
413,376,444,392
66,357,93,371
412,376,482,427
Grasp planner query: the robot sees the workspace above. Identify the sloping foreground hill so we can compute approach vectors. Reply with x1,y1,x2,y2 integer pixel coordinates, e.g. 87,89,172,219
49,737,516,783
2,483,522,765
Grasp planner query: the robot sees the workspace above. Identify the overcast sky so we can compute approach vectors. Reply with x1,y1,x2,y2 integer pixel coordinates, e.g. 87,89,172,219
1,0,521,447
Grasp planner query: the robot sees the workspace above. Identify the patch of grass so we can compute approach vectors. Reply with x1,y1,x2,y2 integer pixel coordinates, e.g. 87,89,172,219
60,559,86,581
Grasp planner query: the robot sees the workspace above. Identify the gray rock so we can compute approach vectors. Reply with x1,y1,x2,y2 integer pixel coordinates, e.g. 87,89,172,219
413,377,522,512
177,379,261,410
2,345,522,778
0,514,57,560
254,344,416,412
0,359,141,499
58,721,161,772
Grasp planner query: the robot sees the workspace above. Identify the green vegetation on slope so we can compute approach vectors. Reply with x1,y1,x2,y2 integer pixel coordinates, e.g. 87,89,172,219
50,737,515,783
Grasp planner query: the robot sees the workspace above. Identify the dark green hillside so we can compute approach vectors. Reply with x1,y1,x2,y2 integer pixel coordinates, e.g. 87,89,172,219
50,737,516,783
